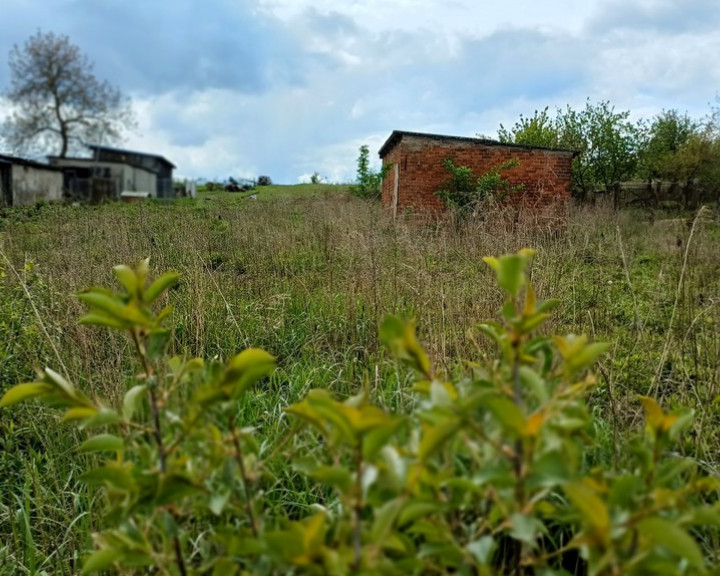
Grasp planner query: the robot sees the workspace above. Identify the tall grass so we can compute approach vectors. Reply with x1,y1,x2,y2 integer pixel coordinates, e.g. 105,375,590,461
1,188,719,572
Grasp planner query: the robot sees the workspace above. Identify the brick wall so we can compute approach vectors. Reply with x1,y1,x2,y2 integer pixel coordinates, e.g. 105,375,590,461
380,133,573,214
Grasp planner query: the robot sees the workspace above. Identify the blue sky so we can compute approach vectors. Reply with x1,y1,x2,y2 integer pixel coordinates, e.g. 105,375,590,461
1,0,719,183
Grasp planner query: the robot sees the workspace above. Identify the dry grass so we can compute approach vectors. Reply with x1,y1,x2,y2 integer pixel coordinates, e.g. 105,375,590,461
1,189,720,571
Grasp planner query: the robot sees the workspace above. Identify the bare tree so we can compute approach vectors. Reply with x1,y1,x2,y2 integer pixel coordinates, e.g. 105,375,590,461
2,30,134,157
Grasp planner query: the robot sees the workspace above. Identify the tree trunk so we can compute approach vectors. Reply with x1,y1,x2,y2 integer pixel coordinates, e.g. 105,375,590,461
59,124,69,158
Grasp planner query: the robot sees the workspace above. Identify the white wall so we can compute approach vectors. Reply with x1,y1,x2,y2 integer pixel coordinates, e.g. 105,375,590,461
11,165,63,206
122,165,157,196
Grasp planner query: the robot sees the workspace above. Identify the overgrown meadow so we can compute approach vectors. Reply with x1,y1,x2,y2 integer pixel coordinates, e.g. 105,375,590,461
1,185,720,574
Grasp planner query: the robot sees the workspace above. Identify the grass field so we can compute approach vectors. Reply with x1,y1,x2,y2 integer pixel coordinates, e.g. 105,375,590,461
1,184,720,573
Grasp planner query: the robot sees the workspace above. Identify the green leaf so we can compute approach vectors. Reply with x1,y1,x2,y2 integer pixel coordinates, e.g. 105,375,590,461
78,434,124,454
566,342,609,373
157,304,174,322
80,408,121,429
483,253,530,296
62,407,99,422
519,366,548,403
476,322,504,344
419,419,461,461
536,299,560,314
564,482,610,532
285,397,329,436
528,451,571,489
78,290,150,326
398,501,442,527
44,367,76,397
380,316,432,377
81,548,123,574
113,264,139,296
211,558,240,576
467,535,496,565
77,291,131,320
220,348,276,397
484,396,525,435
0,382,52,407
78,312,128,330
638,517,705,569
144,272,180,303
81,463,135,491
209,491,231,515
363,420,401,460
123,385,147,420
371,497,404,540
608,475,643,508
302,513,326,557
156,473,205,505
510,513,545,548
379,314,404,342
430,380,454,408
147,329,171,359
308,466,352,493
340,403,395,435
305,391,356,444
655,457,696,486
639,395,665,431
688,505,720,527
519,312,551,332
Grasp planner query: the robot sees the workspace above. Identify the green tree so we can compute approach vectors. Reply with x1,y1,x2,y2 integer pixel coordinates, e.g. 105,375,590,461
638,110,697,180
556,100,639,204
497,106,560,148
350,145,390,200
500,100,641,204
637,110,703,208
2,30,134,157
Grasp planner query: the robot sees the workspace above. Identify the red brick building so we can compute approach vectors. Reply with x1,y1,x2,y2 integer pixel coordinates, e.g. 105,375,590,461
378,130,575,216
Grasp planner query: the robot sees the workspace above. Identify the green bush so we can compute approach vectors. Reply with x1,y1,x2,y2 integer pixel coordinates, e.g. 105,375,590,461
436,158,524,215
2,252,718,575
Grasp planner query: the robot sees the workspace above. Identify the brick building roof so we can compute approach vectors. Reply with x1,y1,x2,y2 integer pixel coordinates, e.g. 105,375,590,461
378,130,577,159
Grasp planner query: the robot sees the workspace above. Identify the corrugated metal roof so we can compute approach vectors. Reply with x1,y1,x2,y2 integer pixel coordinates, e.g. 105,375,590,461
0,153,63,171
87,144,176,168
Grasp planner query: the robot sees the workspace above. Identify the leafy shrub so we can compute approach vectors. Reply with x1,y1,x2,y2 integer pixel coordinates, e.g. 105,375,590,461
436,158,524,215
2,252,718,575
351,145,390,200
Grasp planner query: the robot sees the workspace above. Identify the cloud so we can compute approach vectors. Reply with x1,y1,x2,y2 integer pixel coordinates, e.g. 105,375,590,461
589,0,720,35
0,0,310,95
1,1,719,183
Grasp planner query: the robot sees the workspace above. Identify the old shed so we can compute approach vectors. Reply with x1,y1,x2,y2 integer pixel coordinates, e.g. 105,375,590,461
50,144,176,201
378,131,575,215
0,154,64,207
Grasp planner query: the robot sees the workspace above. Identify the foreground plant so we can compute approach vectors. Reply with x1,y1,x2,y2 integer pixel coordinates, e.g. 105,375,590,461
2,251,718,575
1,260,276,575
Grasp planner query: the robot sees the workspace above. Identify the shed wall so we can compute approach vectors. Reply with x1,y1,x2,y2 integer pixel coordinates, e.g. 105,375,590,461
11,164,64,206
381,135,573,214
122,165,157,195
51,158,157,198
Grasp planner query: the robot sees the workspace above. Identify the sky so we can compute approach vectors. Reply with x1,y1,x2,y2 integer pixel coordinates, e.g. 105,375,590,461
0,0,719,183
